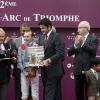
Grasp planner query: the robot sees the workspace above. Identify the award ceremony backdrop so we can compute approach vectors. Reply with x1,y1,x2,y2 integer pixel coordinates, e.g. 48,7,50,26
0,0,100,100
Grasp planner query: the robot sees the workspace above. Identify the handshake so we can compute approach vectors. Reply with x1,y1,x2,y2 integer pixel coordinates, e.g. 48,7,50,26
23,67,36,78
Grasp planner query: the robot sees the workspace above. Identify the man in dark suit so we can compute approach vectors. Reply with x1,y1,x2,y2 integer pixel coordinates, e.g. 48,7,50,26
68,21,99,100
37,18,65,100
0,28,16,100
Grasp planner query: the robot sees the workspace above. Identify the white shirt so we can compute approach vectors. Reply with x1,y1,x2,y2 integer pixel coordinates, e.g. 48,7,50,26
81,33,89,47
0,44,5,50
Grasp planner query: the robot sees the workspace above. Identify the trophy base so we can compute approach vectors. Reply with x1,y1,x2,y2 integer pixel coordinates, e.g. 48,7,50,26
25,63,40,68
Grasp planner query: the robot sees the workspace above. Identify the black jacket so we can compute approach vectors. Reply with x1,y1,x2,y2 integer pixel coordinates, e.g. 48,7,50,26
68,34,98,75
0,43,15,84
37,31,65,77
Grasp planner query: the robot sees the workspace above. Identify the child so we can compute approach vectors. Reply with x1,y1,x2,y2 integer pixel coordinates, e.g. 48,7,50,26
82,57,100,100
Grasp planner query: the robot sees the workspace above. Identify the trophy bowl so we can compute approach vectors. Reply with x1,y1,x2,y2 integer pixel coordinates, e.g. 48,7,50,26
27,46,44,67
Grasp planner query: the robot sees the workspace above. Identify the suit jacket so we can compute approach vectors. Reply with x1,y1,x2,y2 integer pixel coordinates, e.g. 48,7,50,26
0,43,14,84
37,31,65,77
13,36,23,71
85,70,100,96
13,36,23,49
68,34,98,75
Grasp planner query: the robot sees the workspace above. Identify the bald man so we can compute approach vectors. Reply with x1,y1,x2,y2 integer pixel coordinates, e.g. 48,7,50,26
68,21,99,100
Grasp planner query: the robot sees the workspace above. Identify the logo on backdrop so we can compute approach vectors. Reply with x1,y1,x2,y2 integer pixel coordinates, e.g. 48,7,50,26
0,0,17,8
67,63,74,79
0,1,80,22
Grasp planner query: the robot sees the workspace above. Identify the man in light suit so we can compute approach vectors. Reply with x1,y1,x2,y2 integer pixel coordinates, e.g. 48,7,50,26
37,18,65,100
83,58,100,100
68,21,99,100
13,23,31,100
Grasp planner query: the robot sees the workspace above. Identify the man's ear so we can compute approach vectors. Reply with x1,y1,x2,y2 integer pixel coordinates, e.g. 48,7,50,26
48,25,52,31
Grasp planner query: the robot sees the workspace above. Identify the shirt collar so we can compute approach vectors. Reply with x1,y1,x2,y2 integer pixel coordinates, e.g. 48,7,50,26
84,33,89,39
47,29,52,38
0,44,5,50
91,68,96,74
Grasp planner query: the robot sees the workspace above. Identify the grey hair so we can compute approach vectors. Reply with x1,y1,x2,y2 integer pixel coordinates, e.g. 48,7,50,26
0,28,6,35
78,21,90,31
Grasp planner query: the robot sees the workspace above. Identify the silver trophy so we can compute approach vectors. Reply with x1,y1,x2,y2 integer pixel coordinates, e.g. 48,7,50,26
26,46,44,67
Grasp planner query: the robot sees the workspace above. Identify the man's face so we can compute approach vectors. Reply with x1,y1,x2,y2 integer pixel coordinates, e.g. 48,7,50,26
20,27,30,36
0,32,5,44
24,32,32,44
78,27,88,36
39,25,51,35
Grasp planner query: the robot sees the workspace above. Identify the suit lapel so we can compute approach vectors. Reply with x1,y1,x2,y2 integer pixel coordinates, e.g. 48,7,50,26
19,36,22,45
84,34,91,45
15,37,22,48
89,70,97,80
98,73,100,81
4,43,9,50
41,35,45,45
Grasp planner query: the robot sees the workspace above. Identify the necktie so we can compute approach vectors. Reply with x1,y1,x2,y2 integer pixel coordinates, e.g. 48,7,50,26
44,35,48,45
